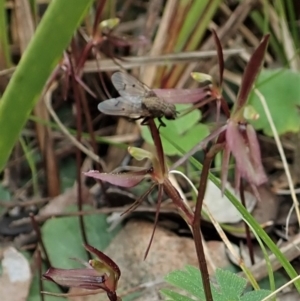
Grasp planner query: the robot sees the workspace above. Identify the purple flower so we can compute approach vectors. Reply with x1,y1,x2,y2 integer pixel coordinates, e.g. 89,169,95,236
222,120,267,193
190,34,270,196
43,244,120,301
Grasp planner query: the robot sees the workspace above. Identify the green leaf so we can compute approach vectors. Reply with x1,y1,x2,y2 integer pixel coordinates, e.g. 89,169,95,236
162,266,272,301
163,265,220,301
240,290,271,301
42,205,121,269
60,157,77,192
164,266,205,299
184,265,222,300
0,183,11,200
248,69,300,136
141,105,209,156
161,289,195,301
0,0,94,172
215,268,246,300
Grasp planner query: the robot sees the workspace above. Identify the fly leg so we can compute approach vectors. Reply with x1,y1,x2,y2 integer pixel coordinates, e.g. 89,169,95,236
121,184,156,216
141,117,150,126
157,118,166,129
132,117,166,128
141,117,166,128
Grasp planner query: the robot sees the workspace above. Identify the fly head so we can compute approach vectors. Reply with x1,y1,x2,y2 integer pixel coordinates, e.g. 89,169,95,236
164,104,177,120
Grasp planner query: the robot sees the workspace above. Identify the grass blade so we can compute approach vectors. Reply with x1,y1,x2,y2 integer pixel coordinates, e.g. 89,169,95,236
0,0,94,172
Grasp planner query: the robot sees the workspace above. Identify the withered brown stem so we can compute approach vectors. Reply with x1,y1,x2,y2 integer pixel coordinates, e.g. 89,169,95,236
239,179,255,265
69,49,90,259
30,214,67,293
77,74,107,197
29,213,51,268
72,39,108,201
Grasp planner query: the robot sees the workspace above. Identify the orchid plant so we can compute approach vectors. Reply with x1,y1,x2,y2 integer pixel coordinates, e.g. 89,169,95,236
85,119,196,256
42,31,270,301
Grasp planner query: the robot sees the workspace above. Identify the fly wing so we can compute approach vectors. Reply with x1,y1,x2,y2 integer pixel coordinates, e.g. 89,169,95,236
153,88,210,104
111,72,152,98
98,96,150,118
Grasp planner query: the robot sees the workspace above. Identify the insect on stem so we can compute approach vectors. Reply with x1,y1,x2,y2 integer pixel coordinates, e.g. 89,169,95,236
97,72,177,127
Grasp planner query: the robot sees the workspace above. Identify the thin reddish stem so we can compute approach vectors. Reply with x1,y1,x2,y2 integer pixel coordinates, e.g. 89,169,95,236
144,185,163,259
192,152,214,301
121,183,156,216
77,84,107,195
93,0,107,36
37,248,45,301
29,214,51,268
147,119,165,175
69,51,90,259
163,178,193,224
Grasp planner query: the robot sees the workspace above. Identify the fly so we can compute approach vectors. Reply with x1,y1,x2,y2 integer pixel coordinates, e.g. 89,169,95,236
98,72,177,127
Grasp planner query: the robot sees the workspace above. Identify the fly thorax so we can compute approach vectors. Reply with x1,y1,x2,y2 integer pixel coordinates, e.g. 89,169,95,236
145,91,156,97
142,97,166,118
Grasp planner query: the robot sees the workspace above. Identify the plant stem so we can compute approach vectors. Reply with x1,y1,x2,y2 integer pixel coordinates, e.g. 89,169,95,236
74,49,107,196
147,119,165,175
163,178,194,224
239,179,255,265
148,117,212,299
144,185,163,259
192,152,214,301
29,213,52,268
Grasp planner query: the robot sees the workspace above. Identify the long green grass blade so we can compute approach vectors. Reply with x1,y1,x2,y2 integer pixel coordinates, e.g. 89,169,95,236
174,0,210,52
185,0,222,51
0,0,94,172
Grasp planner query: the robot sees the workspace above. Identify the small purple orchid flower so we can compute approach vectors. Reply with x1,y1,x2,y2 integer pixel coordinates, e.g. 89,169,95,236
42,244,121,301
219,34,270,196
175,33,269,199
223,119,267,192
